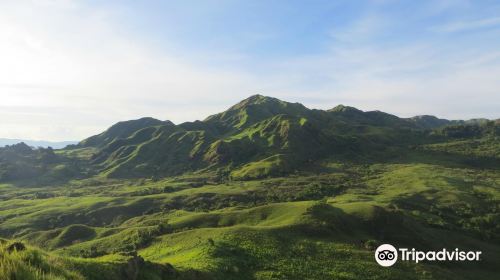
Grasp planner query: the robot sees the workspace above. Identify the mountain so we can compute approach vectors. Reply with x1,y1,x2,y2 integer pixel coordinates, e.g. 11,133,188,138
78,117,168,148
0,142,83,184
407,115,491,129
407,115,454,128
0,95,497,183
204,94,312,132
0,95,499,280
60,94,496,180
0,138,77,149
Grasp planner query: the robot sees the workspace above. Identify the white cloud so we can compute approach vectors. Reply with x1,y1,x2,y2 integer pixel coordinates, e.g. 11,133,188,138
434,17,500,33
256,12,500,120
0,1,258,141
0,1,498,141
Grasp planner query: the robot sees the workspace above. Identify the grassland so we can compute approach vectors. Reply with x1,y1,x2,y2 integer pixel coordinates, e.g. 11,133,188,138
0,96,498,279
0,152,498,279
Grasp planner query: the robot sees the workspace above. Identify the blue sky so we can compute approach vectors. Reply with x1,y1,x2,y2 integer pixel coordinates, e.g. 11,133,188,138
0,0,499,140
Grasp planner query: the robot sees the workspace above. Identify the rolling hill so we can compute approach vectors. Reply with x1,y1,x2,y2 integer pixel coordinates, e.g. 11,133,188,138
0,95,498,279
0,138,77,149
64,94,497,181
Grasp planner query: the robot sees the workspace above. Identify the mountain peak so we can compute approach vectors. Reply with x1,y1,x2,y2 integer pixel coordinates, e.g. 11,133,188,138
204,95,309,130
79,117,166,147
410,115,440,121
328,104,363,113
407,115,452,129
228,94,283,111
7,142,32,153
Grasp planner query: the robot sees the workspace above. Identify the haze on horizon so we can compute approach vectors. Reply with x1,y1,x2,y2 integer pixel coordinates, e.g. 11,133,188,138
1,0,499,141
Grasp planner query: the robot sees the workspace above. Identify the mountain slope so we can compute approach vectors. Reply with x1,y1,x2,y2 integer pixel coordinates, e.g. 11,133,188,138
0,95,499,280
204,94,312,132
0,143,83,184
61,95,498,181
79,117,168,148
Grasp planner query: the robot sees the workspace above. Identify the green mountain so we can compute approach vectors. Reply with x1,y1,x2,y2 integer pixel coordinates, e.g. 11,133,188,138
0,95,499,280
0,143,82,184
65,95,497,181
78,117,168,148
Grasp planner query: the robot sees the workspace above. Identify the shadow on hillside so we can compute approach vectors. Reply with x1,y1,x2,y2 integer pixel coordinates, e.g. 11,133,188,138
4,176,77,188
344,148,500,171
294,203,500,271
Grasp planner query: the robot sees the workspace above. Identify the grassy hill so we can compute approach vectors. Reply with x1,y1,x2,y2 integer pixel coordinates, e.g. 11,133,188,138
57,94,499,181
0,95,498,279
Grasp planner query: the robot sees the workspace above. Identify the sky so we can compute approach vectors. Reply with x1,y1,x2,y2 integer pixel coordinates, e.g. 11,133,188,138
1,0,499,141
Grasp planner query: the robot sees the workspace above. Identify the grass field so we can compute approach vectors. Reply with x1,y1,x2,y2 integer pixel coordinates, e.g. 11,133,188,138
0,154,498,279
0,96,498,279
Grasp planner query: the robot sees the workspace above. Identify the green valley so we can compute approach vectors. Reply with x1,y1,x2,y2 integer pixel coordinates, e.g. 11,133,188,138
0,95,498,279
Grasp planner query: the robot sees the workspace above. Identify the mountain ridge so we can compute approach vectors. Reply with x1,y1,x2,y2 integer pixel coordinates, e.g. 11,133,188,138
0,95,499,280
71,95,498,180
0,95,498,183
0,138,77,149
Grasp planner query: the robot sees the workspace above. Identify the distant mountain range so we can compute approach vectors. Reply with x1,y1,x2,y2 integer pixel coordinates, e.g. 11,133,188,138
1,95,499,280
0,138,77,149
0,94,497,183
75,94,497,180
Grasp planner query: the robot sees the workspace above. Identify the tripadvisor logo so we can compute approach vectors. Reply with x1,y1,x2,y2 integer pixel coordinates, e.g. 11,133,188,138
375,244,398,267
374,244,482,267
